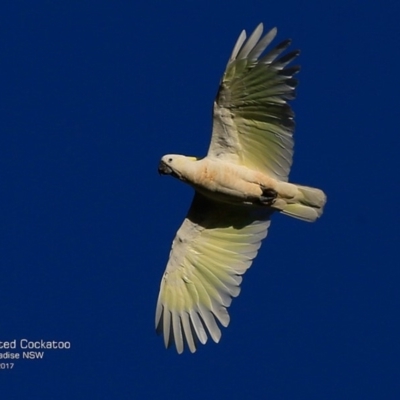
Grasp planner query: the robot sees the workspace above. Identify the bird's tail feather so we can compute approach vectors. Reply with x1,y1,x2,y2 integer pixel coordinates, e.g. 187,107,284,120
279,184,326,222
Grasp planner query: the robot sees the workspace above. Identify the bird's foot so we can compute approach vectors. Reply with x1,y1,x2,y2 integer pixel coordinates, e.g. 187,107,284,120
259,188,277,206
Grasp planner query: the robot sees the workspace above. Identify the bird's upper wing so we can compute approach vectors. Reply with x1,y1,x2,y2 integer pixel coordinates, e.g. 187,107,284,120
156,193,272,354
208,23,300,182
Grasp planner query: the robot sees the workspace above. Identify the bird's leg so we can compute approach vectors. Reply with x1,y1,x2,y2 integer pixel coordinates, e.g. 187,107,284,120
259,186,277,206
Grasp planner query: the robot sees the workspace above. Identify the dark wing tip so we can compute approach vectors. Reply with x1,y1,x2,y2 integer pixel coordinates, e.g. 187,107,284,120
278,65,301,77
276,38,292,50
278,49,301,64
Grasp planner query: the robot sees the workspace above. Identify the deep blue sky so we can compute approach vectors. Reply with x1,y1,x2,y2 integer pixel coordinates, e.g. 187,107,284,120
1,1,399,398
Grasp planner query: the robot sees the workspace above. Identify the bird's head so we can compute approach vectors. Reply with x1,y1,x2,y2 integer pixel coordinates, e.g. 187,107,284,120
158,154,198,180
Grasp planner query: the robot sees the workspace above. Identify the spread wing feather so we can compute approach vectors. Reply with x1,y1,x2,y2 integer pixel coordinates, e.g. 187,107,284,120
156,193,272,353
208,23,300,182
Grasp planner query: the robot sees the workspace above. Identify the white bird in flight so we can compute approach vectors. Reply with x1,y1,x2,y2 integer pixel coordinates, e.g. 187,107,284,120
156,23,326,353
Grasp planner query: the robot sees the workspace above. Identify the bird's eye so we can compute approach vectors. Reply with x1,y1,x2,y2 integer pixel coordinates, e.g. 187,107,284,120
168,158,173,163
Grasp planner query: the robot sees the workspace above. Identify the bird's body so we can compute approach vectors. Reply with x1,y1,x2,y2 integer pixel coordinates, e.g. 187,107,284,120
159,155,315,209
161,155,277,203
155,23,327,353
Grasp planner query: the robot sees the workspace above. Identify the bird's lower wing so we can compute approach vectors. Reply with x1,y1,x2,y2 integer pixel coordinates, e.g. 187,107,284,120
155,193,272,354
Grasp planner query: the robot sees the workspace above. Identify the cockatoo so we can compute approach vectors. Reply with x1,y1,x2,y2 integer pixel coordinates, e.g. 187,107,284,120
156,23,326,354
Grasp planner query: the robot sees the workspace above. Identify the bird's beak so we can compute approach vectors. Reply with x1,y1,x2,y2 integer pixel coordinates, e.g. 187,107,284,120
158,160,172,175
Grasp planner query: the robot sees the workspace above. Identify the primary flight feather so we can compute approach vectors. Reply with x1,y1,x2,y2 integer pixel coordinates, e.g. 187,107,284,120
156,23,326,354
